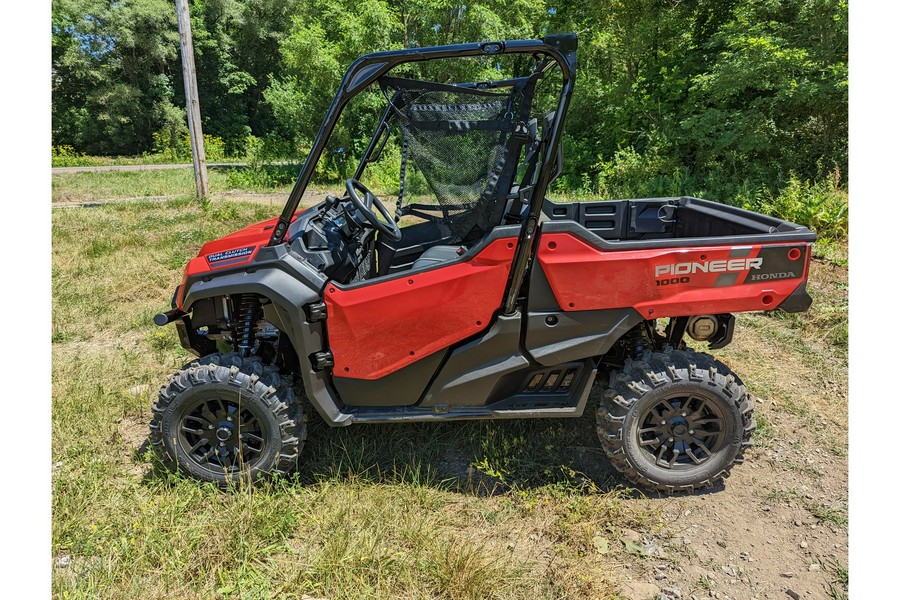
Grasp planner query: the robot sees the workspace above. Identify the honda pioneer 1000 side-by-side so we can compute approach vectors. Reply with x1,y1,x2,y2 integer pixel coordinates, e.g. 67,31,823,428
151,34,815,493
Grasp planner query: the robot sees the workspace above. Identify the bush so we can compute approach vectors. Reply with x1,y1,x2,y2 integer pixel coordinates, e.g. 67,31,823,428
203,135,226,162
743,170,848,240
52,145,102,168
151,131,227,163
225,135,302,189
594,146,686,200
566,144,848,242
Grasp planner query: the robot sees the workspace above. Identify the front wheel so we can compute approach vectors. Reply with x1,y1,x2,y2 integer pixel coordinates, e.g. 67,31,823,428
150,353,306,486
596,348,754,494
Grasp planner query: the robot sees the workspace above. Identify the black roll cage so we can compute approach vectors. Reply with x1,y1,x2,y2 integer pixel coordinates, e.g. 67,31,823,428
268,34,578,316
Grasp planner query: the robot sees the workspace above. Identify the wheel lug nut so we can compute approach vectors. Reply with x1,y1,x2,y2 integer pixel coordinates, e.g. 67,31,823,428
661,420,666,425
219,441,225,447
681,412,687,417
689,429,694,435
668,437,674,443
208,425,213,429
227,416,233,422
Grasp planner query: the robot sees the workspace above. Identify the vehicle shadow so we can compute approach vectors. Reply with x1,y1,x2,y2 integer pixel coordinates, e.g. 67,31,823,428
288,391,628,496
136,395,624,494
136,391,726,498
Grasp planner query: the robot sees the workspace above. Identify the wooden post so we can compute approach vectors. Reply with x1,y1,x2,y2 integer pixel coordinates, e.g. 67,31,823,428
175,0,208,199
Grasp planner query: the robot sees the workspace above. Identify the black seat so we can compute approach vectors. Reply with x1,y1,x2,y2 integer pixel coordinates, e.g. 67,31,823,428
410,245,462,270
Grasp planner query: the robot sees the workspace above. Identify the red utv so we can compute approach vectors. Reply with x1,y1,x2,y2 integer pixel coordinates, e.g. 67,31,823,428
151,34,815,493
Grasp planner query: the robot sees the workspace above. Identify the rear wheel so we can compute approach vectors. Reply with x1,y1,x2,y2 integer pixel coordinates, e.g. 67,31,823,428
596,348,754,493
150,353,306,486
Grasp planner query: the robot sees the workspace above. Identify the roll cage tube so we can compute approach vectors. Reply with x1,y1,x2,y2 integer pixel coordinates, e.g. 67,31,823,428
267,35,577,252
502,35,576,314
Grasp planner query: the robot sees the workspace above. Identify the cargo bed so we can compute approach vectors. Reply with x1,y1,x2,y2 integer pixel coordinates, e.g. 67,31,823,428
534,196,816,319
540,196,817,247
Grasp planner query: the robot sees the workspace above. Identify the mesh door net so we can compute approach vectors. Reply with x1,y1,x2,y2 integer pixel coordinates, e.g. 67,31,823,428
381,76,536,244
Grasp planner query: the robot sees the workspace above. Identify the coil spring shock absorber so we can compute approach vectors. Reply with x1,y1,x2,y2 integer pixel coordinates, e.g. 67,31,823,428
625,325,646,359
233,294,261,357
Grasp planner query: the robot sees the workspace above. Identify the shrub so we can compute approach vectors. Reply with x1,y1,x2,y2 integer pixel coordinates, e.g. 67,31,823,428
52,145,102,168
744,170,848,240
151,131,227,163
225,135,302,189
592,146,688,200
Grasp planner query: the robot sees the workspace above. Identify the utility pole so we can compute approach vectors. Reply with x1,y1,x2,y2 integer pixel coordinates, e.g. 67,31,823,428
175,0,208,199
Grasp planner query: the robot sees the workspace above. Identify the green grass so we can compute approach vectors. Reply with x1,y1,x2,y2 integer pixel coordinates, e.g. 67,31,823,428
762,488,847,530
51,168,299,203
52,196,847,598
52,169,231,203
753,413,775,444
52,199,645,598
809,502,848,528
822,557,848,600
52,143,248,168
51,152,246,168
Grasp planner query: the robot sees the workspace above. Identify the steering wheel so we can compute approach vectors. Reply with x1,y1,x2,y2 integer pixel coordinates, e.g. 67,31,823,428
344,178,402,241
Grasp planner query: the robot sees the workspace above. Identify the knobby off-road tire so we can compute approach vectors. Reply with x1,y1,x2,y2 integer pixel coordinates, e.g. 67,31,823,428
596,348,754,494
150,352,306,486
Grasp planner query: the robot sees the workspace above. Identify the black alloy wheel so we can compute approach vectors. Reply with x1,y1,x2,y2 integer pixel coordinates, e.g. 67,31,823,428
596,347,754,494
150,353,306,486
175,391,272,474
635,391,727,469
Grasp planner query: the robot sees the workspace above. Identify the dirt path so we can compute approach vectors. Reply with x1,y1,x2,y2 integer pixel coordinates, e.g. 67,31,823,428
599,258,848,600
51,162,297,173
609,409,847,600
52,162,246,173
50,189,330,209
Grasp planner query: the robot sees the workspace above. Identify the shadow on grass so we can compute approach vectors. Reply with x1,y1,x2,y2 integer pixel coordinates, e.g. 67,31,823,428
136,393,633,495
136,393,729,498
294,406,623,495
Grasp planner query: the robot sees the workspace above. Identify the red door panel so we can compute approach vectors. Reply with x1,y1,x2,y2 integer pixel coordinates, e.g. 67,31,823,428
325,238,517,380
537,233,809,319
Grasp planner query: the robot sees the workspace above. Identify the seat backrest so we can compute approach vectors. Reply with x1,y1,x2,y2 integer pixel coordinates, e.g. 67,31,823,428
382,75,539,244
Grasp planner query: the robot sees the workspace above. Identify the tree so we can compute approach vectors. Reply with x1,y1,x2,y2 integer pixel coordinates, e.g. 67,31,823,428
678,0,848,186
52,0,182,155
51,0,848,197
182,0,300,152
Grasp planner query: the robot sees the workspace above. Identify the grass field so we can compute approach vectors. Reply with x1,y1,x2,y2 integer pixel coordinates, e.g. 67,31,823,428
51,146,251,169
51,198,639,598
51,181,848,598
51,168,297,204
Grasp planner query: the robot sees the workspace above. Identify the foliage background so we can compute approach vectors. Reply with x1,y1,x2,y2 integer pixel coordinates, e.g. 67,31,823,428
52,0,848,220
